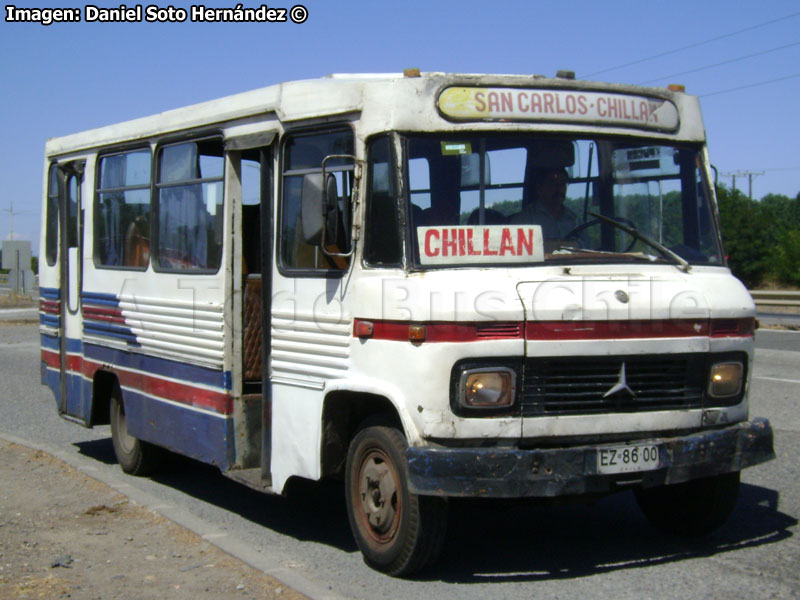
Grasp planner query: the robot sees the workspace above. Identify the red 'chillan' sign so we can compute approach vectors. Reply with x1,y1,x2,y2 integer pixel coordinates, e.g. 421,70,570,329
417,225,544,265
438,87,680,131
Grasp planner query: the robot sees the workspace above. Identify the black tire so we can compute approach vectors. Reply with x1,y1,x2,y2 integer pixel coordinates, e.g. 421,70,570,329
634,471,740,537
345,426,447,576
110,387,164,476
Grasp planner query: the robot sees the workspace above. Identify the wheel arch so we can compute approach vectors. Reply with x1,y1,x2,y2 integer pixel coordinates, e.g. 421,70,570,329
89,369,119,427
320,391,405,480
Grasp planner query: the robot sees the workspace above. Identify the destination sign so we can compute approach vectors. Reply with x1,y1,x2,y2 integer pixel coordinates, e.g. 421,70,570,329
417,225,544,265
438,87,680,131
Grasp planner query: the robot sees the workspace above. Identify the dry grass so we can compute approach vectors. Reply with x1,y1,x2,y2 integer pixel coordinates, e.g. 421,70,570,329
0,293,35,308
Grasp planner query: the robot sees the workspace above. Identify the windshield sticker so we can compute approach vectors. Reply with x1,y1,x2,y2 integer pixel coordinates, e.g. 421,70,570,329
440,141,472,155
418,225,544,265
438,87,680,131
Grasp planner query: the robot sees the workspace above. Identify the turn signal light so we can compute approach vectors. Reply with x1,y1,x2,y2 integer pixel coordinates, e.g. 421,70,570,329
355,320,374,338
408,325,426,342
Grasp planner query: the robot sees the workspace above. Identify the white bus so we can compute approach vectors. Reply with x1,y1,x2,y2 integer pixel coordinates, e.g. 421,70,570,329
39,70,775,576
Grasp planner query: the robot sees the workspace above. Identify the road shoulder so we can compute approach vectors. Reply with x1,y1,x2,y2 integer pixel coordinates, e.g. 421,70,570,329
0,439,307,600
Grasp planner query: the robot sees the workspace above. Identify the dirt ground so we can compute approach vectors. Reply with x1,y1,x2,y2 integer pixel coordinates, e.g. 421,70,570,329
0,441,306,600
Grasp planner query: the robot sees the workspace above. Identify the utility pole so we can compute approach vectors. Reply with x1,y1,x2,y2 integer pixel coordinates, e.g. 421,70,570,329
2,201,15,240
3,201,36,241
720,172,738,195
720,171,764,203
737,170,764,202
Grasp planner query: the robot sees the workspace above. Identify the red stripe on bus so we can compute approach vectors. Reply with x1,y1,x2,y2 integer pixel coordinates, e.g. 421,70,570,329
39,300,61,314
42,348,232,415
82,306,126,324
525,319,710,340
353,318,755,342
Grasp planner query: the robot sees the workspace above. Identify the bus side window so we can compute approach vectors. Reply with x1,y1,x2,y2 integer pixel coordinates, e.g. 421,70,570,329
95,149,152,269
280,128,353,271
155,138,224,272
45,165,59,266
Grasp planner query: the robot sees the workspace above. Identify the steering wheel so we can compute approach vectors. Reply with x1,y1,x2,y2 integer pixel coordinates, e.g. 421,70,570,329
564,216,639,253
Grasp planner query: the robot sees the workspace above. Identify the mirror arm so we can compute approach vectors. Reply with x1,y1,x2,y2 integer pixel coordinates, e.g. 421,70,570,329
320,155,361,258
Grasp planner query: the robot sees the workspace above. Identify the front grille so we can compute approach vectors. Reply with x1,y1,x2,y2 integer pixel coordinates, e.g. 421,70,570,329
521,354,707,416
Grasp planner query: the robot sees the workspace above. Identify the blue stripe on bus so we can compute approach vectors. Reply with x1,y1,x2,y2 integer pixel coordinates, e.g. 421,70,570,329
43,334,230,392
41,333,59,351
39,364,92,422
40,314,60,328
40,287,61,300
41,335,83,355
40,362,231,468
41,361,60,402
121,387,233,469
81,291,121,307
83,323,141,346
81,291,140,345
83,341,231,391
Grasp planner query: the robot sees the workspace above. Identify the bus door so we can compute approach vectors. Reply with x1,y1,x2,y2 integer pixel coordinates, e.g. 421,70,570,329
56,161,86,422
227,133,275,478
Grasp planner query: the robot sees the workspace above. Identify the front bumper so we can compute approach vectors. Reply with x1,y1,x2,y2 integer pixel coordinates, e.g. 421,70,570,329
407,418,775,498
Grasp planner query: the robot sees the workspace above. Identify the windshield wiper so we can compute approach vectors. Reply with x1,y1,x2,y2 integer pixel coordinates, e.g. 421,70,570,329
584,212,691,272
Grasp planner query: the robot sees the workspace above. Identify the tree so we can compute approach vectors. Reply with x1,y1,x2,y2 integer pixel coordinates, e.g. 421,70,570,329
716,187,775,288
716,187,800,288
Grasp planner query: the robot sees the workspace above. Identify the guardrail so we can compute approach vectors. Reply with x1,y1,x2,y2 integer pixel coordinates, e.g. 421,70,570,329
750,290,800,308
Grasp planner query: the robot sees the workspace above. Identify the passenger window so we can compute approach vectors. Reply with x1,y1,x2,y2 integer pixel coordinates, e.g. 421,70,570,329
155,139,224,272
45,165,59,266
95,149,151,268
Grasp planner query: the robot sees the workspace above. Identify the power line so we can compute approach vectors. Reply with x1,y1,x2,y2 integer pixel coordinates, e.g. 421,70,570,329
1,203,36,241
582,11,800,78
700,72,800,97
638,40,800,85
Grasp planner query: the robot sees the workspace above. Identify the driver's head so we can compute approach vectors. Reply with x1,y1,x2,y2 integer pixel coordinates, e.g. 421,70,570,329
533,168,569,213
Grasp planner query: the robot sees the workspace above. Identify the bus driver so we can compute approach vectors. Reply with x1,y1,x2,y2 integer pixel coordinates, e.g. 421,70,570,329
511,167,581,240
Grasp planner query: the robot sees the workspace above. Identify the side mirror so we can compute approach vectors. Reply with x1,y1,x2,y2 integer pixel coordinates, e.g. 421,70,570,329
300,172,340,246
300,172,324,245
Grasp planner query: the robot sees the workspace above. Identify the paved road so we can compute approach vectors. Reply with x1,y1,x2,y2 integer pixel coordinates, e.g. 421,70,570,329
1,322,798,599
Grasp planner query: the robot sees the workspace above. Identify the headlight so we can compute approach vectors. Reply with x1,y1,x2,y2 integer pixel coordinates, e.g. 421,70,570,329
459,368,516,408
708,362,744,398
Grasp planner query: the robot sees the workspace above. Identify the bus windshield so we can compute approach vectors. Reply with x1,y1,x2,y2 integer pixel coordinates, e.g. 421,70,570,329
403,135,723,268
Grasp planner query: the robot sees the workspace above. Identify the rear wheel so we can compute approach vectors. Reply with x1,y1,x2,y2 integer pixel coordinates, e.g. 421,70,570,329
110,387,164,476
634,471,740,537
345,426,447,576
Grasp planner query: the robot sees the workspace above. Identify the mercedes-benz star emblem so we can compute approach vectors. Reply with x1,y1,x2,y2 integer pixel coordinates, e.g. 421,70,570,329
603,362,637,398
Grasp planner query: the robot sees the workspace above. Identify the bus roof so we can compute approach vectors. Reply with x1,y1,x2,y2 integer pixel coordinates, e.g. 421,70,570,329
44,72,705,158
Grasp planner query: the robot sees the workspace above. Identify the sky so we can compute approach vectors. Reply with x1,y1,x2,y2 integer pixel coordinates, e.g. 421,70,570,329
1,0,798,249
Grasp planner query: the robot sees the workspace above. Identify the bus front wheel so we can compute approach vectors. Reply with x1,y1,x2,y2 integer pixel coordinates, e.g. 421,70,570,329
345,425,447,576
110,388,163,476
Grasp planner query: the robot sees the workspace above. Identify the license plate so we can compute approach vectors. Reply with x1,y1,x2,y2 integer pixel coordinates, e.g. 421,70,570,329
597,444,660,475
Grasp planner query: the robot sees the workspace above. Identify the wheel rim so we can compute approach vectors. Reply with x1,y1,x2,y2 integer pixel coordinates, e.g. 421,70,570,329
356,448,401,544
114,402,136,455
